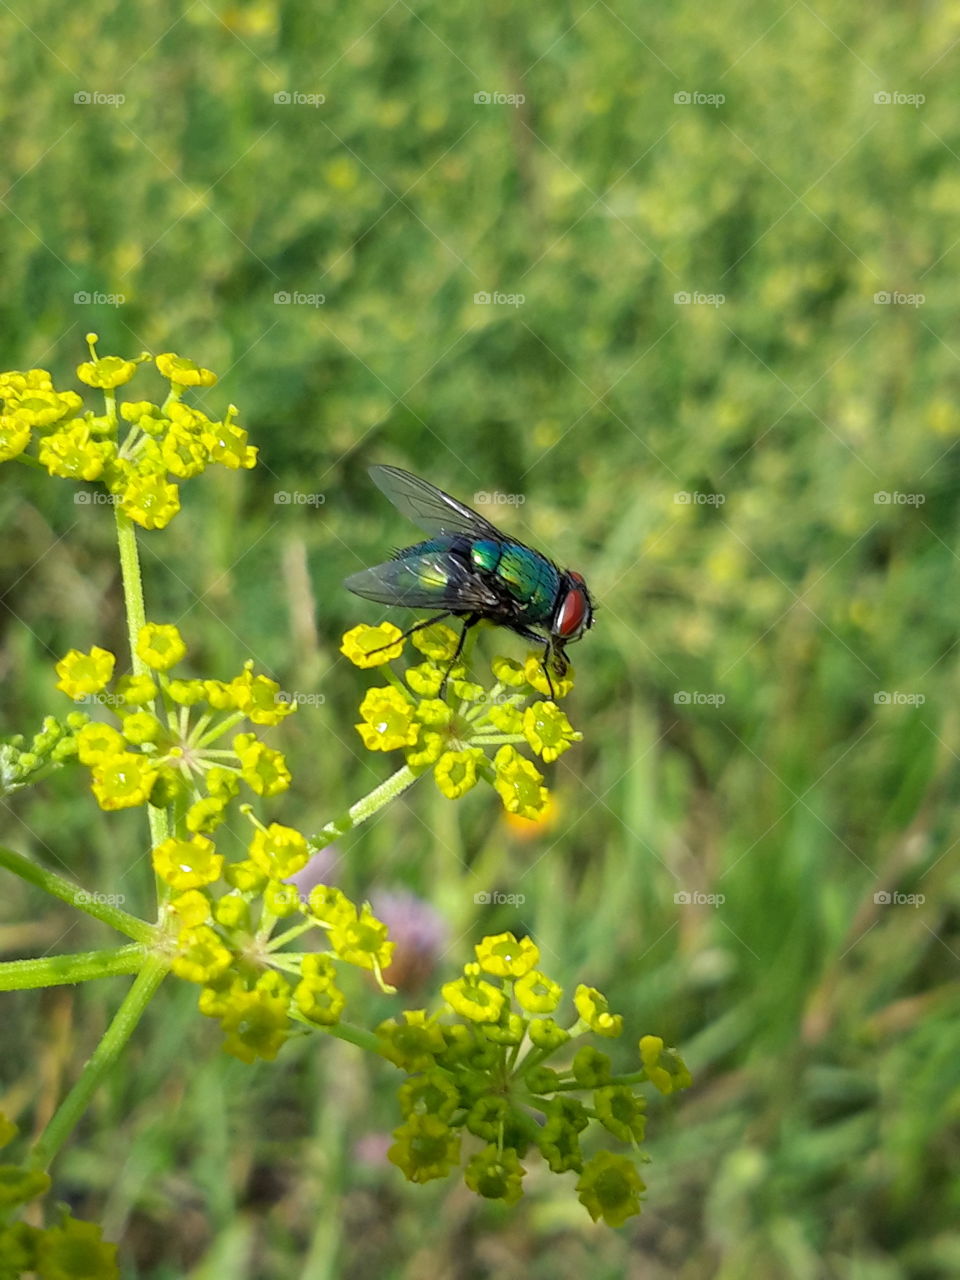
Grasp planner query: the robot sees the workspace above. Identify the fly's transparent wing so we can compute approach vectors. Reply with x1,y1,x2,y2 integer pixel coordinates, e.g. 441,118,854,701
344,550,501,611
369,465,504,539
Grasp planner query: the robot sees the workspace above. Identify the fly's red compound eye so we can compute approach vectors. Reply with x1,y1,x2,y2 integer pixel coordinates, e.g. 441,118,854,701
556,584,588,638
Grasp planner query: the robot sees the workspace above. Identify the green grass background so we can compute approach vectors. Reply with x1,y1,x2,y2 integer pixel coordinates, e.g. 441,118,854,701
2,1,960,1276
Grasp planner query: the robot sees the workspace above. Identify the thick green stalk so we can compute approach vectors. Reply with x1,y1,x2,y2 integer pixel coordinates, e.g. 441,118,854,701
29,953,169,1171
0,945,144,990
288,1013,385,1058
0,845,153,942
114,510,149,678
311,764,419,845
114,508,168,856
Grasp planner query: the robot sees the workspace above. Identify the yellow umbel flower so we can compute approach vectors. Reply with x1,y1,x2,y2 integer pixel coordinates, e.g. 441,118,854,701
441,974,505,1024
118,472,181,530
355,686,419,751
152,834,223,890
475,931,539,979
405,662,445,697
218,972,291,1063
0,414,31,461
576,1151,646,1227
114,673,158,705
514,969,563,1014
574,985,623,1038
524,655,574,699
161,424,207,478
522,701,582,762
55,646,115,699
307,885,357,929
38,421,116,480
638,1035,693,1094
155,352,217,387
90,751,157,810
230,664,296,725
171,924,232,983
248,822,310,879
433,748,484,799
77,355,138,389
329,904,394,975
169,889,212,929
203,417,257,469
234,736,291,795
492,745,549,820
295,954,346,1026
388,1115,461,1184
410,622,459,662
376,1010,446,1070
76,722,125,764
136,623,186,671
3,381,80,426
340,622,405,667
593,1086,647,1143
464,1145,525,1206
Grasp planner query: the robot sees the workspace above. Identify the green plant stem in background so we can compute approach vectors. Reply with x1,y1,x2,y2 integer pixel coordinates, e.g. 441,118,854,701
311,763,419,845
0,845,154,943
29,953,169,1172
0,944,145,990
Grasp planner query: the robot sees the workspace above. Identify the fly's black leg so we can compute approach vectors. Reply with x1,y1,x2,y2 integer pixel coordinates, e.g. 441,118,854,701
541,642,556,700
364,612,453,656
439,613,481,698
506,624,560,701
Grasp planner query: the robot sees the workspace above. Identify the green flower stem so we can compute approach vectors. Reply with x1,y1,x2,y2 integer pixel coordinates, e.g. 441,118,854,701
14,451,45,471
29,952,169,1172
514,1041,562,1077
287,1008,388,1058
0,845,153,943
549,1071,648,1092
267,920,315,951
115,510,149,679
196,711,246,749
322,1020,387,1057
469,734,527,746
382,667,411,699
0,944,145,991
311,764,420,845
114,507,169,857
465,683,505,722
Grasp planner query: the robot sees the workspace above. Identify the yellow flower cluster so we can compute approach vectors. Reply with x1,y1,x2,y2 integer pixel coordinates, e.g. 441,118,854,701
0,337,256,530
341,622,582,821
55,622,398,1062
378,931,691,1226
55,623,294,817
163,859,395,1062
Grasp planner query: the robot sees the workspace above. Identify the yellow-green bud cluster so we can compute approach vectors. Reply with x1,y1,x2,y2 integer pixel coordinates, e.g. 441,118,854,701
377,932,692,1226
0,1112,119,1278
0,713,88,796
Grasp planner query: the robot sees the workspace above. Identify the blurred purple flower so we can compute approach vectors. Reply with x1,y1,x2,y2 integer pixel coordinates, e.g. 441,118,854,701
370,888,448,992
354,1132,392,1168
285,844,340,904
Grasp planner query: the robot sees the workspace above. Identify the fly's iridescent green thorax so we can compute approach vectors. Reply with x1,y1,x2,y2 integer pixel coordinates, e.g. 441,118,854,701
344,466,594,696
407,535,562,628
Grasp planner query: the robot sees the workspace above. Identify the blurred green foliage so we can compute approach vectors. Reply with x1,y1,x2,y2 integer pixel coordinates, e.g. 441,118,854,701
2,0,960,1276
